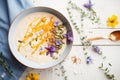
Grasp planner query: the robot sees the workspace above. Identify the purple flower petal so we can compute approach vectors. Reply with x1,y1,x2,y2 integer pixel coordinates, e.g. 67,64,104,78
54,21,59,27
67,31,72,37
92,45,99,52
83,0,93,9
50,52,54,57
39,47,43,52
39,30,43,34
68,36,73,42
93,45,100,52
66,31,73,43
86,56,93,64
63,31,73,43
92,45,102,55
50,45,56,52
46,52,49,55
56,39,61,45
63,34,67,38
46,45,56,57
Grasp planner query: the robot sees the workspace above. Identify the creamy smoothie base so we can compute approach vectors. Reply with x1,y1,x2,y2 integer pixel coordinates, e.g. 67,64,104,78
15,12,67,64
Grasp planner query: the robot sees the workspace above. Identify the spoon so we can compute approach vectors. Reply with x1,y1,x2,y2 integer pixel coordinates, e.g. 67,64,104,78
87,30,120,41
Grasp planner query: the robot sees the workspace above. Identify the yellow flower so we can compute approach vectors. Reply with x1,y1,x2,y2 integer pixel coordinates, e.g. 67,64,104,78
107,14,119,28
26,73,39,80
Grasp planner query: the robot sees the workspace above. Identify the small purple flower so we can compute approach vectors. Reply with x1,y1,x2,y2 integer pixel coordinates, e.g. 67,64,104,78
92,45,102,55
86,56,93,64
68,36,73,42
92,45,100,52
54,21,59,27
46,45,56,57
39,47,43,52
63,34,67,38
56,39,61,45
39,30,43,34
63,31,73,43
83,0,93,9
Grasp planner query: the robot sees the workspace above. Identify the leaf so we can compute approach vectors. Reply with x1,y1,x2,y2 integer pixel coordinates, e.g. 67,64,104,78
105,68,108,71
108,63,112,67
99,63,103,69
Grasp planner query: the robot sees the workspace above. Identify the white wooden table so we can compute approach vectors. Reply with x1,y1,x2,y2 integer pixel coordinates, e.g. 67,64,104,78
20,0,120,80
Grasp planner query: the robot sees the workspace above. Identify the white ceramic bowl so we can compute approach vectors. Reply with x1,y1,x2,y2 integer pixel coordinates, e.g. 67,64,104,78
8,7,73,69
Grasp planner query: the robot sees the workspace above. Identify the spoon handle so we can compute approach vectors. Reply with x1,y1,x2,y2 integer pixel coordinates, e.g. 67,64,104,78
87,37,105,41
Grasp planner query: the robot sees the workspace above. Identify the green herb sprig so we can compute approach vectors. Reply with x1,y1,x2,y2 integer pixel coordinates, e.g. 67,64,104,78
60,65,68,80
54,64,68,80
67,0,92,46
99,63,116,80
87,8,100,24
67,0,100,29
67,1,84,33
0,52,17,79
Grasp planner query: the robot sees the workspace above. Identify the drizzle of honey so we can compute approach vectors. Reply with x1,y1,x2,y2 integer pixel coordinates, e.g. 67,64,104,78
18,17,55,54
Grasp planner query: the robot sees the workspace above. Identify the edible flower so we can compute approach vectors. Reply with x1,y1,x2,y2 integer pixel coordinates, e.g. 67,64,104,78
39,47,43,51
63,31,73,43
86,56,93,64
83,0,93,9
107,14,119,28
26,73,39,80
39,30,43,34
46,45,56,57
56,39,61,45
54,21,59,27
92,45,102,55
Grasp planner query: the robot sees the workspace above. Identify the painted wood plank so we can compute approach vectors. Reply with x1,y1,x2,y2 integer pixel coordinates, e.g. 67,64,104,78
20,46,120,80
31,0,120,29
19,0,120,80
73,29,120,45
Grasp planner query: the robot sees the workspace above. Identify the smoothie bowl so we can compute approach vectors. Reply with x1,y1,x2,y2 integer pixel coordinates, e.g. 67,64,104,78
8,7,73,69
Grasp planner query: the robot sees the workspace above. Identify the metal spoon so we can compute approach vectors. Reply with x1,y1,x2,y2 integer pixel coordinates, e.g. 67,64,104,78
87,30,120,41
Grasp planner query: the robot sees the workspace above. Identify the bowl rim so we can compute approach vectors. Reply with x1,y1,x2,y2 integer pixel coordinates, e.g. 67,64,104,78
8,6,73,69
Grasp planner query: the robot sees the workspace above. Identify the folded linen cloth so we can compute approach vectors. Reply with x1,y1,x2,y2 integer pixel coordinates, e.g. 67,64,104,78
0,0,32,80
